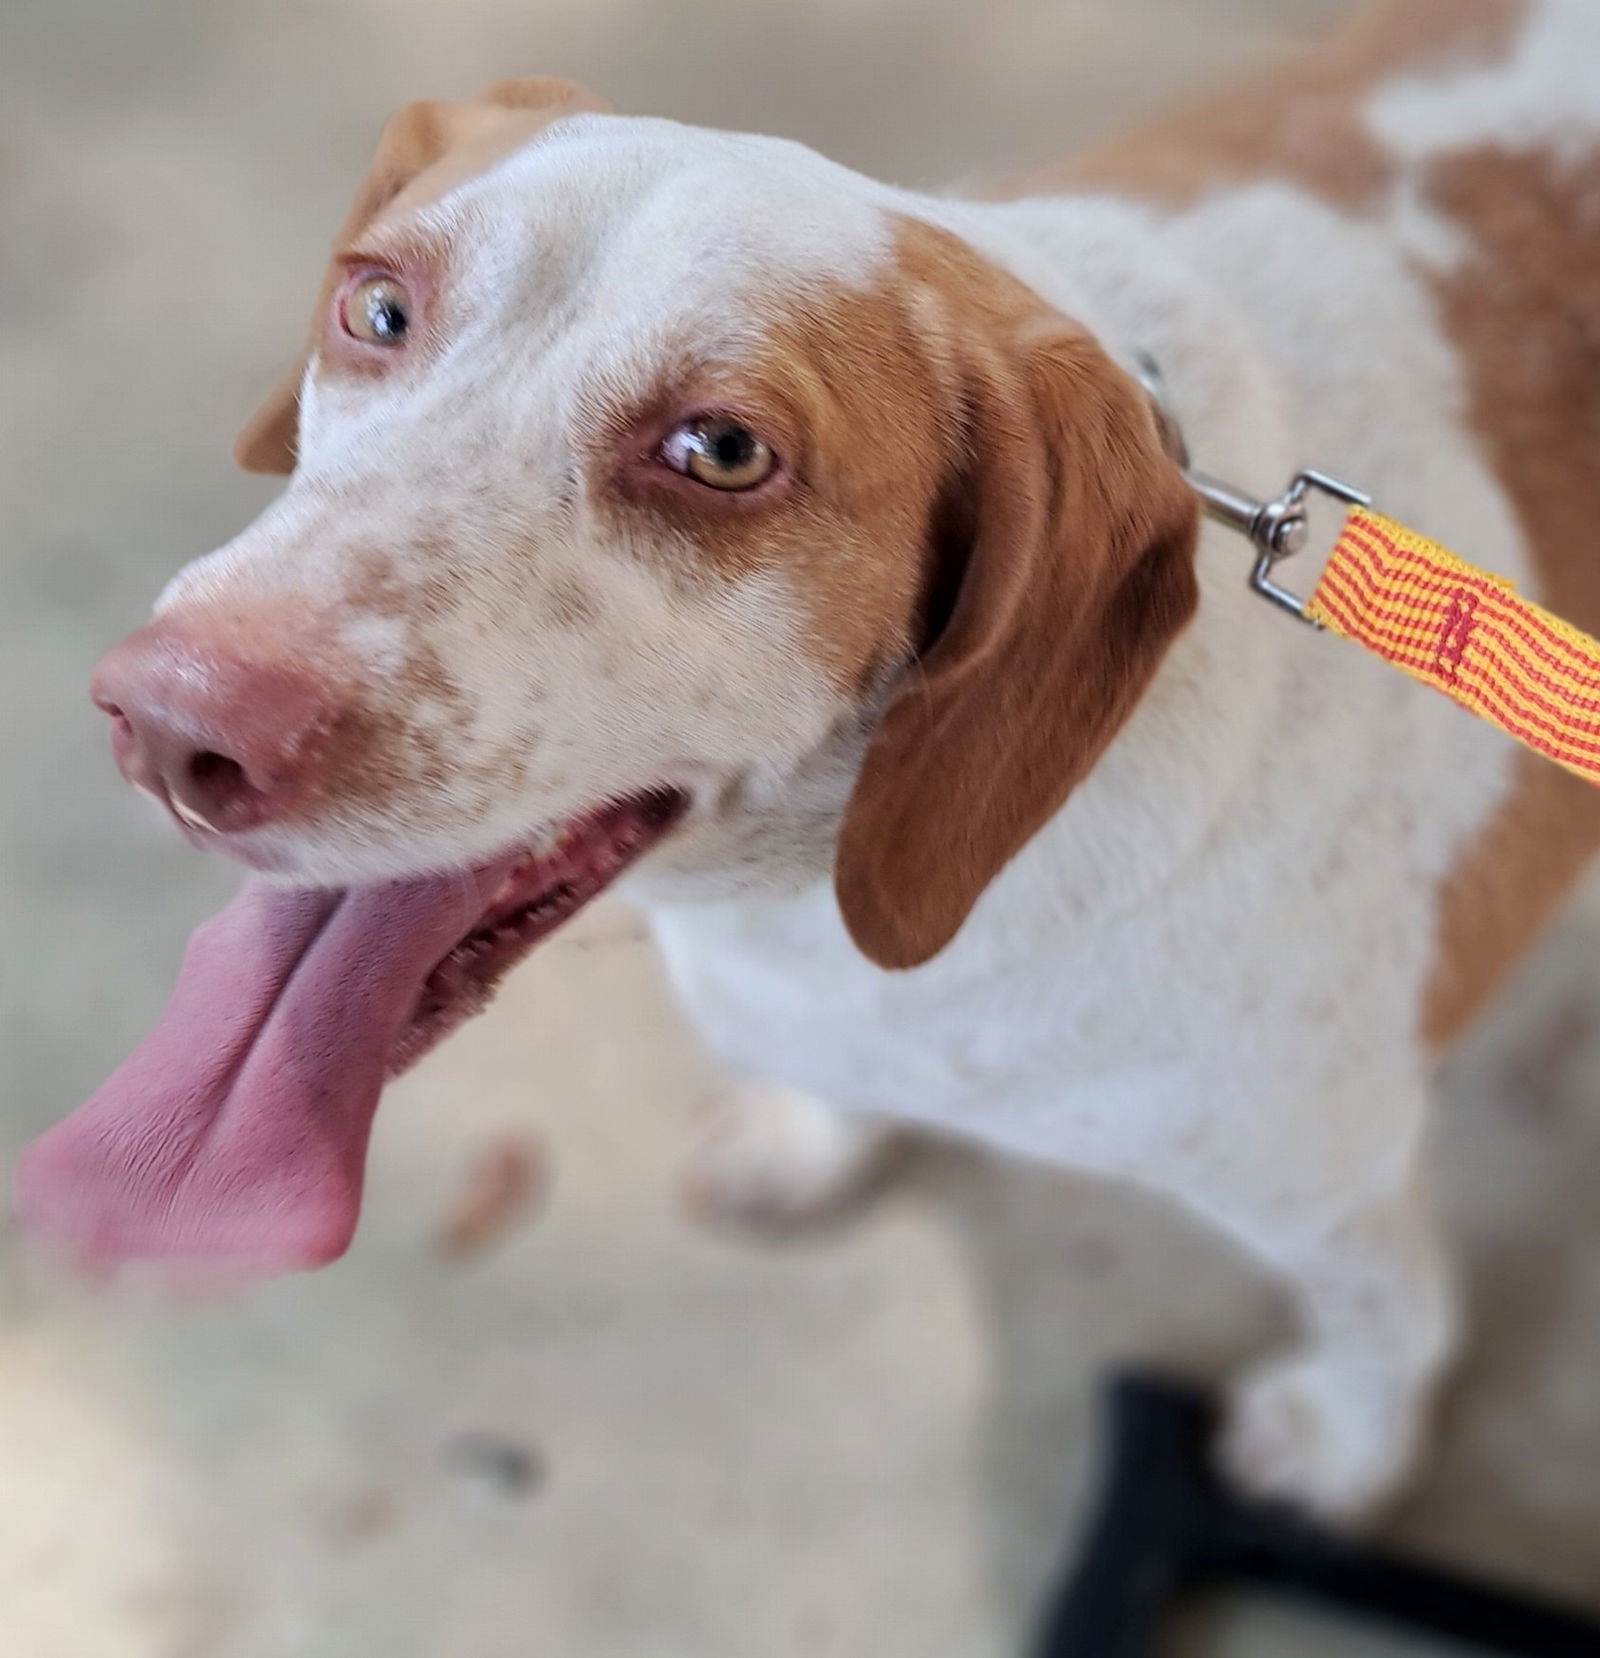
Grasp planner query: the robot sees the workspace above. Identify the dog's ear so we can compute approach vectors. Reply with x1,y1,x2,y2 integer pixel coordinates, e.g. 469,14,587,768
234,77,611,476
834,323,1200,969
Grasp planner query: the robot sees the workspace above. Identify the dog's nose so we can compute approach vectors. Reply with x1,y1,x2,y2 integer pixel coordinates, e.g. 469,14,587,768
91,621,338,834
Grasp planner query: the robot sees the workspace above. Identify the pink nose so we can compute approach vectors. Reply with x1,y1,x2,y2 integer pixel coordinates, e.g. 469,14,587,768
91,621,338,834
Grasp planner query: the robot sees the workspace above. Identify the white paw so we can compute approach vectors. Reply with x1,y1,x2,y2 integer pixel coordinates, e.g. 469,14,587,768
682,1085,897,1236
1219,1352,1423,1521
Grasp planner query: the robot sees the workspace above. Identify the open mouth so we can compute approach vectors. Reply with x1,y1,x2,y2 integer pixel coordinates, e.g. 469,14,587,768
14,787,688,1278
397,788,686,1072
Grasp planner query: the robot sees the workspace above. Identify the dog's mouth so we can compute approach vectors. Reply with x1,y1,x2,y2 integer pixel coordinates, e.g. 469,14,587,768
14,788,687,1278
397,788,686,1073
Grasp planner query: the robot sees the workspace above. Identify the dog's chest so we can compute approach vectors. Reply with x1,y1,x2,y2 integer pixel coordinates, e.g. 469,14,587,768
646,881,1198,1158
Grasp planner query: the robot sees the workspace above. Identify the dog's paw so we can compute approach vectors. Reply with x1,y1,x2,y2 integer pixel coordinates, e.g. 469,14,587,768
681,1085,897,1237
1219,1351,1420,1521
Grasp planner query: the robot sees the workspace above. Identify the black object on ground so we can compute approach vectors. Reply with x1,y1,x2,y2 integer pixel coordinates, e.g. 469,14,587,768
1034,1373,1600,1658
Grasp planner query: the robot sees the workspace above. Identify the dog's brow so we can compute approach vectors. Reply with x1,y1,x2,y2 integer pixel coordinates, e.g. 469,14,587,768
338,218,450,268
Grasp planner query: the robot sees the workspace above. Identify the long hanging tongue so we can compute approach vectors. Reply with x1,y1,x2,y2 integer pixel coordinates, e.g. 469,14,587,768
14,863,517,1277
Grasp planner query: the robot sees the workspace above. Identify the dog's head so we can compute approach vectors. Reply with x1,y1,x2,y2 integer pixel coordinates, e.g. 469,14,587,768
21,81,1198,1274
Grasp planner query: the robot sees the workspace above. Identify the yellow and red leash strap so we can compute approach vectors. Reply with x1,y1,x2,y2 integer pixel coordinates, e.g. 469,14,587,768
1306,506,1600,787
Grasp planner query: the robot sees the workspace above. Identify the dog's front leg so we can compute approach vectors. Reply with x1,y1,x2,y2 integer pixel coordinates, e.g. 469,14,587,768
1212,1147,1460,1520
681,1081,901,1236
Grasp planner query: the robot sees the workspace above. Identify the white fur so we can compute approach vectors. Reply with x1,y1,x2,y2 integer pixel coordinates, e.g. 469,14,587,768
152,3,1585,1516
684,1080,898,1232
1364,0,1600,274
1368,0,1600,164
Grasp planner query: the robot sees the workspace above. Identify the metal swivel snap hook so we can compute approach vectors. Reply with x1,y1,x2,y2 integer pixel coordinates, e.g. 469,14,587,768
1131,350,1372,628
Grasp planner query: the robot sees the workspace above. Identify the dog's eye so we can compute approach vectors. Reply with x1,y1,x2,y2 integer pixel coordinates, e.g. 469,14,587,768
660,417,776,491
341,276,412,345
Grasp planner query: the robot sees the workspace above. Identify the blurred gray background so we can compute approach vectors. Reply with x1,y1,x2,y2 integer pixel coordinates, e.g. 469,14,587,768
4,1,1600,1653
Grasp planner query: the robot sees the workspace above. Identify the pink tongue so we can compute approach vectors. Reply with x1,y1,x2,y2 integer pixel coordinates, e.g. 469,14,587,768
14,863,515,1277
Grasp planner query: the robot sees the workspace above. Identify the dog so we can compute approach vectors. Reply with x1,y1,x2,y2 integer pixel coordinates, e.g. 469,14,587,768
17,0,1600,1518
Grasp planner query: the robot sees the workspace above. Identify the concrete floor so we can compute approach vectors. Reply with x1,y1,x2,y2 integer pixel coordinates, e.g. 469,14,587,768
4,0,1600,1653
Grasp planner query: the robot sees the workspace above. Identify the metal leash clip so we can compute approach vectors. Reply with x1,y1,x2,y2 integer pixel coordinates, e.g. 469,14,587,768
1132,351,1371,628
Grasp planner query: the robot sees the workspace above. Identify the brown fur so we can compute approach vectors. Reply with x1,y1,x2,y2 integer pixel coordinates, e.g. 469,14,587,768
601,235,961,694
1418,142,1600,1041
984,0,1525,213
833,221,1200,968
600,342,934,693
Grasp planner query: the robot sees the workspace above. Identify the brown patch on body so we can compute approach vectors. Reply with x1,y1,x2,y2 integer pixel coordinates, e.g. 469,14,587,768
984,0,1524,213
1419,143,1600,1044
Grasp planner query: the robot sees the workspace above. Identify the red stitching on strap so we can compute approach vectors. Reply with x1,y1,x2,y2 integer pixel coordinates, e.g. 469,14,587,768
1434,588,1477,685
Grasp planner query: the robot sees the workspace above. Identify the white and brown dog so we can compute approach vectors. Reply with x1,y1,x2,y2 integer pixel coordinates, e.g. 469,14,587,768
17,0,1600,1517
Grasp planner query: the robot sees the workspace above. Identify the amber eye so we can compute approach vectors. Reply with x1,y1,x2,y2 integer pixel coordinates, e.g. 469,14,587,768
341,275,412,345
660,416,776,491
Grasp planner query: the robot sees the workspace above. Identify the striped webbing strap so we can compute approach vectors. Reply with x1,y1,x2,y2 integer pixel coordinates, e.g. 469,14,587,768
1306,507,1600,785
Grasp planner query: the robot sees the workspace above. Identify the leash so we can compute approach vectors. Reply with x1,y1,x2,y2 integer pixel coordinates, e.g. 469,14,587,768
1034,1373,1600,1658
1135,353,1600,788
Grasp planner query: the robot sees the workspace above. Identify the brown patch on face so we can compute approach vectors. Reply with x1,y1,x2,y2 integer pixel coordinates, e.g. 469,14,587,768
608,219,1119,694
768,225,1054,690
343,536,472,624
544,573,598,631
720,276,953,690
481,730,537,799
319,543,488,817
594,300,943,693
292,640,477,829
313,521,567,828
1418,142,1600,1044
983,0,1525,213
344,545,419,617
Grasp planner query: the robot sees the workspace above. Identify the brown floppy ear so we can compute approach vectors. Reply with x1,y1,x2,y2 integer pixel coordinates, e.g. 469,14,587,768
234,76,611,476
835,325,1200,969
